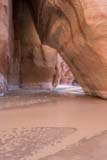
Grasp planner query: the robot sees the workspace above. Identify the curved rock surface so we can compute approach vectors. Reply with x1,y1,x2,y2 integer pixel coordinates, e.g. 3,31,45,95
11,0,74,89
29,0,107,98
0,0,107,98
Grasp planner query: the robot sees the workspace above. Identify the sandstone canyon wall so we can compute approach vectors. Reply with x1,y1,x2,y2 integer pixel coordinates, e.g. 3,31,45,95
28,0,107,98
11,0,59,89
0,0,107,98
0,0,11,95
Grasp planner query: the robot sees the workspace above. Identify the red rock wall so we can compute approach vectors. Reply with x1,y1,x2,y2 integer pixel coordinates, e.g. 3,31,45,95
0,0,12,95
1,0,107,99
31,0,107,98
12,0,58,89
0,0,73,92
52,54,74,87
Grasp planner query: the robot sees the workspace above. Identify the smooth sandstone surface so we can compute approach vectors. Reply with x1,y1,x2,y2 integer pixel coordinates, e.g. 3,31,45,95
29,0,107,98
0,0,107,98
9,0,73,90
1,1,107,159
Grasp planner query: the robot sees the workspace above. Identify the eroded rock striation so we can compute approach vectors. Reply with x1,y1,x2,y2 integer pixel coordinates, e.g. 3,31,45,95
28,0,107,98
0,0,107,98
10,0,73,90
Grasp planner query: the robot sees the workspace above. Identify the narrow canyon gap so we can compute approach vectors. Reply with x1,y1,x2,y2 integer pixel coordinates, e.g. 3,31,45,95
0,0,107,98
27,0,107,98
11,0,59,89
11,0,73,90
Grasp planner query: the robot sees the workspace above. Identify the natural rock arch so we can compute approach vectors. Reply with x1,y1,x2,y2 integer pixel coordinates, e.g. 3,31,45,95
0,0,107,99
27,0,107,99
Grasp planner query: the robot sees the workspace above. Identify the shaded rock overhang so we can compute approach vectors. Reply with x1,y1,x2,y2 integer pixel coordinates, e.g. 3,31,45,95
0,0,105,98
24,0,107,99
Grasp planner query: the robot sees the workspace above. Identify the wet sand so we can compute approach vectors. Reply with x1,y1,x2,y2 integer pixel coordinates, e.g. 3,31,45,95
0,86,107,160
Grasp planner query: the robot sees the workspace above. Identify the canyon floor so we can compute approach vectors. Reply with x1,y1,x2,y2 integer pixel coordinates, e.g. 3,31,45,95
0,85,107,160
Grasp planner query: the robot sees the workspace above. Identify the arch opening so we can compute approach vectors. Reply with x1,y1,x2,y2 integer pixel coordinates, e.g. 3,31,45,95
7,0,83,96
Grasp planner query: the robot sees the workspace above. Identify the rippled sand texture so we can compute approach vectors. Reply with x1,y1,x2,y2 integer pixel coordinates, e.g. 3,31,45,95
41,131,107,160
0,87,107,160
0,127,76,160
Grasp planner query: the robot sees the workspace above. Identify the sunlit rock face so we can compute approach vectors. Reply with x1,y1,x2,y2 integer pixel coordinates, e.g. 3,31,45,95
56,54,74,85
29,0,107,98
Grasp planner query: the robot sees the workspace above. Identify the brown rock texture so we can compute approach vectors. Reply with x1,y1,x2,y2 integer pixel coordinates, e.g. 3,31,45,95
11,0,59,89
29,0,107,98
0,0,11,95
56,54,74,85
10,0,73,90
0,0,107,98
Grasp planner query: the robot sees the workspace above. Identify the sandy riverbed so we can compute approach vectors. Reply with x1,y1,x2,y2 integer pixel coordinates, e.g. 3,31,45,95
0,86,107,160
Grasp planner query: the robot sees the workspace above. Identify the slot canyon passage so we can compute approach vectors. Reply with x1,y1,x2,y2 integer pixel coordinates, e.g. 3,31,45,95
0,0,107,160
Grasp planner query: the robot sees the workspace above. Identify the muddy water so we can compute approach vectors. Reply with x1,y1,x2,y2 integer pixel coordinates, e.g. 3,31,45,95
0,86,107,160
